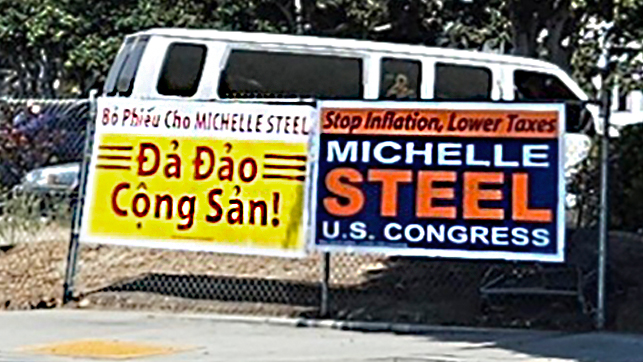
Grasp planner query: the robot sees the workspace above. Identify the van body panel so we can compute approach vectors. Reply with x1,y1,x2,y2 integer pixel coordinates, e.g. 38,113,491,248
115,29,579,103
132,36,167,99
132,28,560,71
198,41,227,100
105,28,609,134
363,54,379,100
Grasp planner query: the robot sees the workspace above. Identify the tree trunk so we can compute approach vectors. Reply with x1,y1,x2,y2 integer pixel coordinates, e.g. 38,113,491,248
389,0,422,44
544,0,573,72
508,0,540,57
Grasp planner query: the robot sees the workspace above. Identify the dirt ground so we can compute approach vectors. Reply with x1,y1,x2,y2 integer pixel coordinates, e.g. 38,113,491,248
2,229,643,332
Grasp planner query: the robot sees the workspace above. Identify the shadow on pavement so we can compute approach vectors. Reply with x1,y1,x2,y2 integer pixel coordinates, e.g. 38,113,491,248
94,273,321,307
78,228,643,361
416,329,643,362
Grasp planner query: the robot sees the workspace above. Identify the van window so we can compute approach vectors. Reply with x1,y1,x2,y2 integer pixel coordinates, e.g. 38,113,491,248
514,70,578,101
113,36,149,97
434,63,491,100
380,58,421,100
157,43,207,97
219,50,363,99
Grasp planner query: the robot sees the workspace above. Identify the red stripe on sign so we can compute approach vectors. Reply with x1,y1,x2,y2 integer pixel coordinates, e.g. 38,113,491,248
96,165,131,170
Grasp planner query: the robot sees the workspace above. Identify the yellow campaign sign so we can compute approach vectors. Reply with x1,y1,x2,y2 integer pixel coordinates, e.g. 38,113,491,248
80,99,315,256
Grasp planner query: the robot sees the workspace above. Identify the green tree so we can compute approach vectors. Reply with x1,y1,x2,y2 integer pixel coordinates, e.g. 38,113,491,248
506,0,642,95
0,0,641,99
310,0,641,95
0,0,288,98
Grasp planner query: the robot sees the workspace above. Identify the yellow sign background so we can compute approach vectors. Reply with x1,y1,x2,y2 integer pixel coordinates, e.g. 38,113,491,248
86,133,307,253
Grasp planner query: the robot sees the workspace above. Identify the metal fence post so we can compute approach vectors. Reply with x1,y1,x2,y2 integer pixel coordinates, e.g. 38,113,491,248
63,91,97,304
597,42,612,330
320,252,330,317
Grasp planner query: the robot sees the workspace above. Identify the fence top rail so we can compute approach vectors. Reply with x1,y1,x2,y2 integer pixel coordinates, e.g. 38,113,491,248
0,98,90,104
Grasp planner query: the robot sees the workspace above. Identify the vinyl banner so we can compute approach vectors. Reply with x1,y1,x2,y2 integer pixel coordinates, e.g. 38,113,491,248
308,101,566,262
80,98,315,257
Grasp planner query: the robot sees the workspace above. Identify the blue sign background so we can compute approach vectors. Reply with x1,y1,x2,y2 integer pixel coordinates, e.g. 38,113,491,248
312,133,562,260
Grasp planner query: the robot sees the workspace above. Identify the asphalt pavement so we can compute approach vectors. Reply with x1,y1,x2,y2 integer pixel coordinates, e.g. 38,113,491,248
0,310,642,362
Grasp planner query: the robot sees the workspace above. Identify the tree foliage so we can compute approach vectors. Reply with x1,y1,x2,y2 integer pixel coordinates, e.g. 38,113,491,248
0,0,640,98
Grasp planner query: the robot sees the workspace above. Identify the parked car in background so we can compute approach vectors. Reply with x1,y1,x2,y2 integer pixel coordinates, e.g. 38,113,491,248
18,162,80,195
7,162,81,219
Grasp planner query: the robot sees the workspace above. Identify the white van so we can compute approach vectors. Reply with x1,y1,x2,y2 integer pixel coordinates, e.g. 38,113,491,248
103,28,596,167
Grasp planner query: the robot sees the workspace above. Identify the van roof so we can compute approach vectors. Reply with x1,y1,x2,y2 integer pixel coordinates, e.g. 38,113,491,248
134,28,559,70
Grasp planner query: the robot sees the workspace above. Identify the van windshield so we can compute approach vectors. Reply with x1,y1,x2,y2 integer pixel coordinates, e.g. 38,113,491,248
104,36,149,97
218,50,363,99
103,37,134,96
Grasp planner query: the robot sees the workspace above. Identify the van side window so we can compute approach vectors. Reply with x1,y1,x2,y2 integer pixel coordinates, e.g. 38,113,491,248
113,36,149,97
434,63,491,100
380,58,421,100
157,43,207,97
514,70,578,101
218,50,363,99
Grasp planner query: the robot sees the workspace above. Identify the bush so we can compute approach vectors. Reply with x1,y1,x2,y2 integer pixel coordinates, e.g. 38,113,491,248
569,124,643,232
609,124,643,231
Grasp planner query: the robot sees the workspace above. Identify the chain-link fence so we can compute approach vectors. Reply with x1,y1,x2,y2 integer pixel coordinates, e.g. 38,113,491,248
3,97,643,333
0,98,89,308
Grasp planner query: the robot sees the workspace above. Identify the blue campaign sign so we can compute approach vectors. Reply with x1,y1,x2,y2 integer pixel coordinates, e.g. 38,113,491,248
307,101,566,262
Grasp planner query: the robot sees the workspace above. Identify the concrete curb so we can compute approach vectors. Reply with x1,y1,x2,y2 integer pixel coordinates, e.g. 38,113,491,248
163,311,557,337
49,308,560,336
